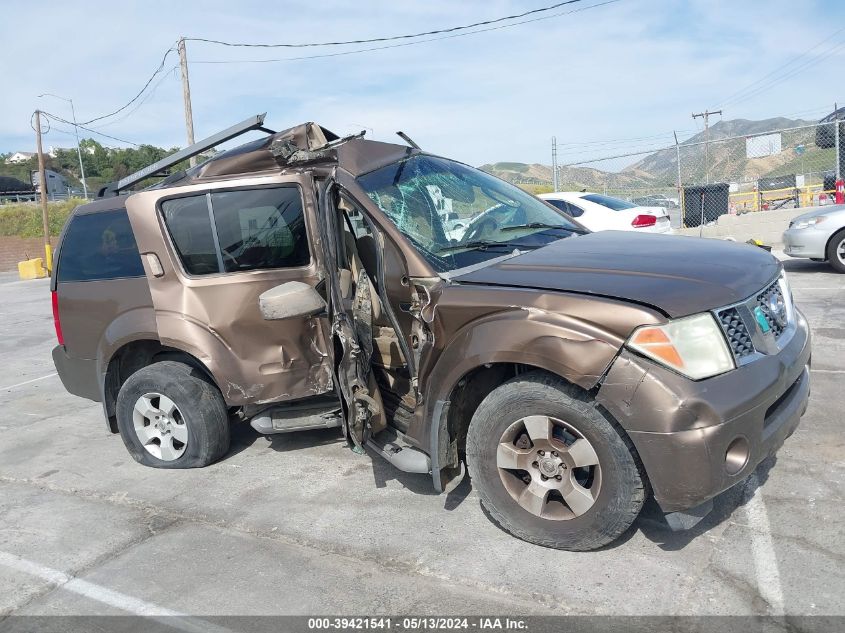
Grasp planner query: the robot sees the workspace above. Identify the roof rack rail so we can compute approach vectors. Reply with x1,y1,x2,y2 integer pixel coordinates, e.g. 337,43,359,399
99,113,274,197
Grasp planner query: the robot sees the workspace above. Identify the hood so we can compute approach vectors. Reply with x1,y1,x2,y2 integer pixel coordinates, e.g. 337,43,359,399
789,204,845,225
451,231,781,318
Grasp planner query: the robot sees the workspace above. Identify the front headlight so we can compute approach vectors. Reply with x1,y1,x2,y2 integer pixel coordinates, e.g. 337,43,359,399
790,215,827,230
627,313,735,380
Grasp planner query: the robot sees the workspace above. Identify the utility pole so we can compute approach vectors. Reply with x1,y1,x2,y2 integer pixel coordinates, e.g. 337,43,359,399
692,109,721,184
33,110,52,271
551,136,559,192
178,37,197,167
68,98,88,198
835,102,841,181
38,93,87,198
673,130,683,228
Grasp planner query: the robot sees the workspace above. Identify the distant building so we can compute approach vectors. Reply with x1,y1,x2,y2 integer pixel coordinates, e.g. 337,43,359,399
48,145,95,157
5,152,35,164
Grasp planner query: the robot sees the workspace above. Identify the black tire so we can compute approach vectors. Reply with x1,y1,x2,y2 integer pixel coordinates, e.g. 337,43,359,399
826,229,845,273
465,371,645,551
116,361,230,469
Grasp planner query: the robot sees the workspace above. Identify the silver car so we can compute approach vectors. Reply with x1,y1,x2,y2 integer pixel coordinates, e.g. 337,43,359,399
782,204,845,273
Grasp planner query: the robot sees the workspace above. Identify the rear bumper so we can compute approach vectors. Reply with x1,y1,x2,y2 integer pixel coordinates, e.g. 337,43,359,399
52,345,100,402
597,310,811,513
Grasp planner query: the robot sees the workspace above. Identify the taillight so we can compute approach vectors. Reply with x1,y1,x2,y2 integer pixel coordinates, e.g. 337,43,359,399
51,291,64,346
631,214,657,228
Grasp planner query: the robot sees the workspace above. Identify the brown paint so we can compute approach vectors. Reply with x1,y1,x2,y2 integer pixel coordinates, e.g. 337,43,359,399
51,121,811,514
125,174,333,406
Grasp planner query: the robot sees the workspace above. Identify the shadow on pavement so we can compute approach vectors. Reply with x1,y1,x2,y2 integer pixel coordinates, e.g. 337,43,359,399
782,259,835,274
224,415,782,550
226,420,344,460
633,454,778,552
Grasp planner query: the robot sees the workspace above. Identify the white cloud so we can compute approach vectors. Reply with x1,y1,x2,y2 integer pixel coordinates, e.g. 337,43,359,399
1,0,843,166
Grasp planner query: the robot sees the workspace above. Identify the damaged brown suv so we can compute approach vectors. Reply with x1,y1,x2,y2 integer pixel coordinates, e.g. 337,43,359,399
51,117,811,550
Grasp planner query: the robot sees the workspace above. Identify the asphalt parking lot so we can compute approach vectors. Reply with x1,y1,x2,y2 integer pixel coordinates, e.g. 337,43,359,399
0,255,843,621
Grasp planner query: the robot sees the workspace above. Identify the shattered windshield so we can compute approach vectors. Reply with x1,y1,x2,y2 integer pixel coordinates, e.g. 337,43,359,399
356,155,584,273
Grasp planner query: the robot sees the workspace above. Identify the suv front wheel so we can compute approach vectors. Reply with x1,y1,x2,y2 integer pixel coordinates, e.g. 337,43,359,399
466,371,645,551
826,229,845,273
116,361,230,468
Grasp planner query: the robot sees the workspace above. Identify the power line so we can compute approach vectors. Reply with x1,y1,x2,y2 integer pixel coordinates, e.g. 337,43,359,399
91,66,179,130
41,111,140,147
190,0,619,65
77,44,178,126
47,1,617,148
554,130,689,148
186,0,585,49
715,25,845,109
721,40,845,109
59,1,609,133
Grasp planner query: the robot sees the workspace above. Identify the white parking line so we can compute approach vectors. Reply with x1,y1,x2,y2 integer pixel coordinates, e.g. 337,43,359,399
0,372,57,391
743,474,784,615
811,369,845,374
0,550,232,633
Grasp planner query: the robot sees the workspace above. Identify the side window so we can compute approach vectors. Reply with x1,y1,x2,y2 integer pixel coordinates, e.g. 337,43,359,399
340,197,379,280
566,202,585,218
212,187,309,272
546,199,584,218
161,195,220,275
57,209,145,282
161,186,309,276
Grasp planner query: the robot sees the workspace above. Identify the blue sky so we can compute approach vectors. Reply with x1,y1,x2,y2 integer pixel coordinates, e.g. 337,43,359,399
1,0,844,166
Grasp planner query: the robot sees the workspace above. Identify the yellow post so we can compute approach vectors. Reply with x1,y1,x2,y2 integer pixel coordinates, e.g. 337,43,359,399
34,110,51,274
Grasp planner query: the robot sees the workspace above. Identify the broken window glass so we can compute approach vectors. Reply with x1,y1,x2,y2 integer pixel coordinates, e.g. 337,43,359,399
357,155,583,273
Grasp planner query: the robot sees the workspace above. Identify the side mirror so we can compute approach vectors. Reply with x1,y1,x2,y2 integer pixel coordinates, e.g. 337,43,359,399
259,281,326,320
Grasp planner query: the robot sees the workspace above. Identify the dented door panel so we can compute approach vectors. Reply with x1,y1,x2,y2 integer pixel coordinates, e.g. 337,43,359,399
125,174,333,406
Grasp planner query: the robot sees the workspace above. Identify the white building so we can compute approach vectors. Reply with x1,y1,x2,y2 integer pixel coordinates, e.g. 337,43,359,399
5,152,35,164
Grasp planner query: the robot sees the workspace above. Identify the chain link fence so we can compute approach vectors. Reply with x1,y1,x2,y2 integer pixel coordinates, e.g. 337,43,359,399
554,118,843,229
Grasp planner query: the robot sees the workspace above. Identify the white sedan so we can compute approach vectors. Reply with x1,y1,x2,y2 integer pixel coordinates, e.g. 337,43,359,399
539,192,672,234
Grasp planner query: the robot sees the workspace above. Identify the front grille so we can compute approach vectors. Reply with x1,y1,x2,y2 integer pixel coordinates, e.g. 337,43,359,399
718,308,755,359
715,277,793,364
756,281,786,338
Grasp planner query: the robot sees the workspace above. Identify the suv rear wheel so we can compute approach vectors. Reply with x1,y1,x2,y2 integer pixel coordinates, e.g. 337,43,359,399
116,361,230,468
466,371,645,551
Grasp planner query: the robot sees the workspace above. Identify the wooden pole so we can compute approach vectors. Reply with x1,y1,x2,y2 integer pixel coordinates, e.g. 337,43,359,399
178,37,197,167
34,110,52,271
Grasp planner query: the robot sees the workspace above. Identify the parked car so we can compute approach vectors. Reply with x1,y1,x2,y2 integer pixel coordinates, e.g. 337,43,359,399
51,119,810,551
440,211,469,241
630,193,679,209
538,192,673,233
782,204,845,273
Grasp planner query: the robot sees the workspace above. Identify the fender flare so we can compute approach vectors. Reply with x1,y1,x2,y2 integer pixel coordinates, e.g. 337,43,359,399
423,308,622,491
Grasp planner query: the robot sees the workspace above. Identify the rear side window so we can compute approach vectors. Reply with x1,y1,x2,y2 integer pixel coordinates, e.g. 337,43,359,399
160,194,220,275
581,194,637,211
161,186,309,276
545,199,584,218
57,209,145,282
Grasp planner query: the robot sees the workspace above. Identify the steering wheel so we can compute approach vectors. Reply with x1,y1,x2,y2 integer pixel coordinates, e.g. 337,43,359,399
462,217,498,243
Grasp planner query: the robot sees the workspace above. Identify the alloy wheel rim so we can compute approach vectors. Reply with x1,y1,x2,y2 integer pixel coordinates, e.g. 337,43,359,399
132,393,188,461
837,238,845,265
496,415,601,520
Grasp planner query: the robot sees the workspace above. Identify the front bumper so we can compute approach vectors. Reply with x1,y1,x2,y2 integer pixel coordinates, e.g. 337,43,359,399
782,227,828,259
596,310,811,513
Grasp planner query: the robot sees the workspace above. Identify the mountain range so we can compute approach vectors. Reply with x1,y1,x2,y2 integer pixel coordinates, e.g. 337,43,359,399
480,116,830,193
